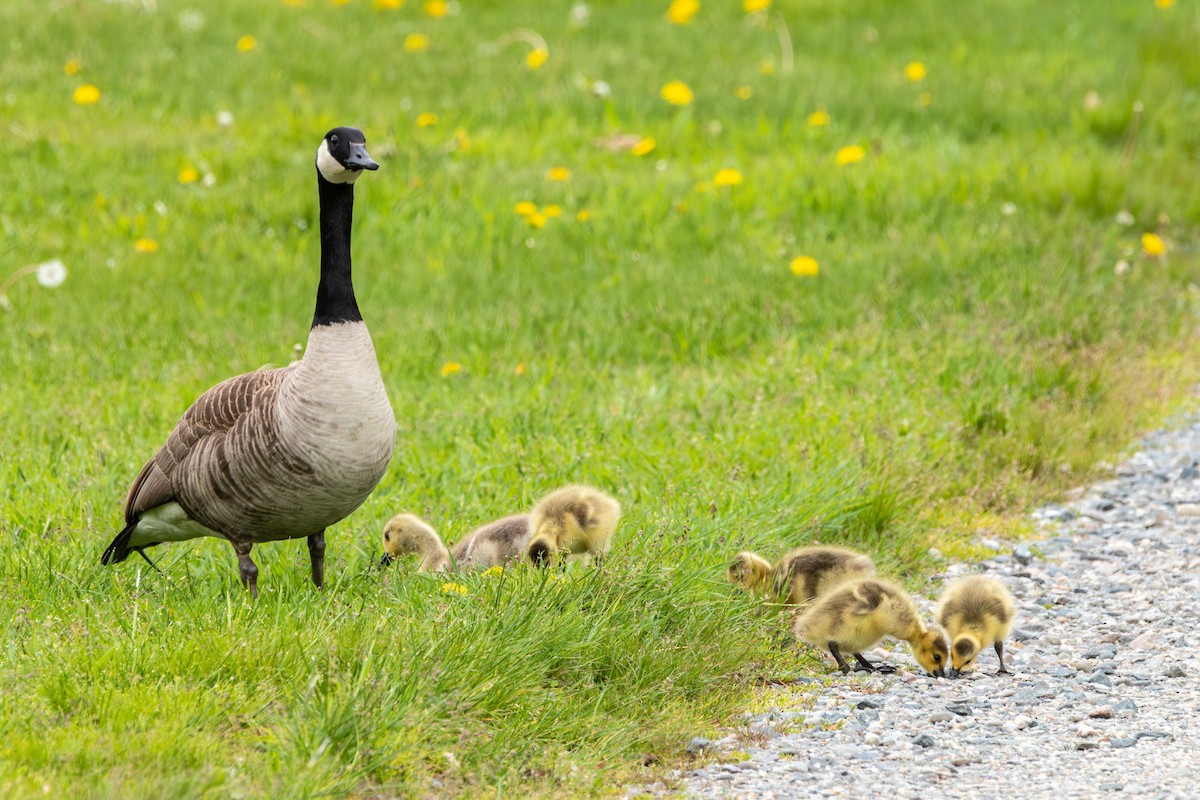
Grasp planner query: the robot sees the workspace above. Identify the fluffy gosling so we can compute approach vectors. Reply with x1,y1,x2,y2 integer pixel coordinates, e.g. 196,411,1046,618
730,545,876,605
936,575,1016,677
793,578,948,677
380,513,451,572
451,514,532,570
526,485,620,567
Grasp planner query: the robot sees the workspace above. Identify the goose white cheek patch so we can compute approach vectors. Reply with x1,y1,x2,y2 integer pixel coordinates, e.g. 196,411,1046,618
316,139,362,184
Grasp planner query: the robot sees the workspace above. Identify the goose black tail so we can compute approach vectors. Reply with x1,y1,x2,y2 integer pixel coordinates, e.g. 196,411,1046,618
102,519,138,565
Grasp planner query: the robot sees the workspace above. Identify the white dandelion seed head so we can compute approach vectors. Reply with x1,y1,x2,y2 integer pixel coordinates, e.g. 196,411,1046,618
178,9,205,32
202,173,217,187
1115,260,1131,276
154,200,168,216
571,3,590,25
1001,202,1017,216
591,80,611,99
106,258,117,268
1116,209,1135,227
216,110,235,127
36,259,67,288
399,97,413,112
655,159,668,172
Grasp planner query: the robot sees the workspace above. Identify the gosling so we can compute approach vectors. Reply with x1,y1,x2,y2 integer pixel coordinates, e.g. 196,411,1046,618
380,513,451,572
451,514,532,570
729,545,876,605
793,578,948,677
936,574,1016,677
526,485,620,567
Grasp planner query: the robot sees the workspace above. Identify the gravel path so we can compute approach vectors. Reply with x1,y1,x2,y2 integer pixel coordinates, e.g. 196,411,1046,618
648,421,1200,799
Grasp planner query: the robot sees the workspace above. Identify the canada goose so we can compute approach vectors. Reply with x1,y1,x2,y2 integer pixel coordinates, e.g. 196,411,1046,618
451,514,532,570
793,578,948,677
380,513,451,572
101,127,394,596
729,545,876,605
936,575,1016,677
525,485,620,567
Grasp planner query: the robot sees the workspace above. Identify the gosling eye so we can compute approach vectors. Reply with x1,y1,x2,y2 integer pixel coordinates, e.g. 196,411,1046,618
933,654,943,664
384,531,390,541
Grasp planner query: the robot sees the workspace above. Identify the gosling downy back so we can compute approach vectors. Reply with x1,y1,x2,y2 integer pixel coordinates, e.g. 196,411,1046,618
381,513,452,572
101,127,394,595
451,514,532,570
936,574,1016,675
770,545,876,605
526,485,621,567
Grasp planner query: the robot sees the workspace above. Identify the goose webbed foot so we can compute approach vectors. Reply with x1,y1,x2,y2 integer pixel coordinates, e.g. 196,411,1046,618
308,532,326,588
853,653,892,673
233,542,259,598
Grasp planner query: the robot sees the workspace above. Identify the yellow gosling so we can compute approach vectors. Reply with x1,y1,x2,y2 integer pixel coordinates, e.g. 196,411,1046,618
451,514,532,570
936,575,1016,677
728,551,773,594
770,545,877,605
526,485,620,567
380,513,451,572
793,578,948,677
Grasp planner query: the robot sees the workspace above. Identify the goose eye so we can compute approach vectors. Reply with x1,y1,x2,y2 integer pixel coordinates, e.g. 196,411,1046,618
330,134,340,147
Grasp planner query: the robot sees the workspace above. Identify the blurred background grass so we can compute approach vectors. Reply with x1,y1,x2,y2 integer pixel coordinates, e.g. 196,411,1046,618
1,0,1198,796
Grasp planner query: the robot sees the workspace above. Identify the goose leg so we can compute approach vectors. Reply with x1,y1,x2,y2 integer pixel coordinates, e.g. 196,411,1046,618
828,642,854,674
233,541,259,597
308,532,326,589
995,641,1010,675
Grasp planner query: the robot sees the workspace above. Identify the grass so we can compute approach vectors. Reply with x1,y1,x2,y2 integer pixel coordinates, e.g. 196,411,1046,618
1,0,1199,796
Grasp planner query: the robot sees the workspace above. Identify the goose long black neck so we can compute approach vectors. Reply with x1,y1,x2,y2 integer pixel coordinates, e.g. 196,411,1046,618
311,174,363,328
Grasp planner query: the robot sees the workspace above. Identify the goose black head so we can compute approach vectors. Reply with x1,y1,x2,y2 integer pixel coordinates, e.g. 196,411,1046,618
316,126,379,184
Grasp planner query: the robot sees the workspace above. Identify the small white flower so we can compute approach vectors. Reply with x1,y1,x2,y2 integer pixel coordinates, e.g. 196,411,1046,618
1116,209,1135,227
216,110,235,127
154,200,168,216
202,172,217,187
178,9,205,32
1001,202,1017,216
591,80,611,98
36,259,67,288
571,2,590,25
1115,260,1131,276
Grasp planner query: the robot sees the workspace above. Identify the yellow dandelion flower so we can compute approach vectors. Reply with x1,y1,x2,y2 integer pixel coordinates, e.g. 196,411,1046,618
713,168,744,187
440,361,463,376
1155,0,1174,8
73,84,101,105
423,0,448,16
576,209,591,222
527,212,547,229
759,60,776,76
904,61,927,82
515,362,527,376
404,33,430,52
416,112,439,128
332,0,353,5
808,109,831,126
734,85,753,100
178,167,200,185
514,201,537,217
631,136,656,156
1142,233,1166,256
453,127,470,151
542,204,563,218
546,166,571,182
64,59,82,76
667,0,700,25
440,581,468,595
373,0,403,8
917,92,932,107
236,35,258,53
482,565,504,577
134,239,159,253
744,0,770,11
661,80,694,106
790,256,819,277
835,144,866,165
284,0,308,6
526,48,549,70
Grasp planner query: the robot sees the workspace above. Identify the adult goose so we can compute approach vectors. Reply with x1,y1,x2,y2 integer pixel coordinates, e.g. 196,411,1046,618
101,127,396,596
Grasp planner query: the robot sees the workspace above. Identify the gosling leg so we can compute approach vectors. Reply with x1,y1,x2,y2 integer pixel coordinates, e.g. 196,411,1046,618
995,640,1010,675
828,642,854,674
308,531,326,589
233,541,259,598
853,653,878,673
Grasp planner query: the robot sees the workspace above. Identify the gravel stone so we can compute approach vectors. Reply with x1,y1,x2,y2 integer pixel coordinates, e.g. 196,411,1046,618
644,420,1200,800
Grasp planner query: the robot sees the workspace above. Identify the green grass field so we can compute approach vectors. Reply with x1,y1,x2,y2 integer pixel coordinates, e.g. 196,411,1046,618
2,0,1198,796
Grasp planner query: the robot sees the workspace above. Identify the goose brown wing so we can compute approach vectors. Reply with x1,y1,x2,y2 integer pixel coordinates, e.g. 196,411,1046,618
123,368,289,521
